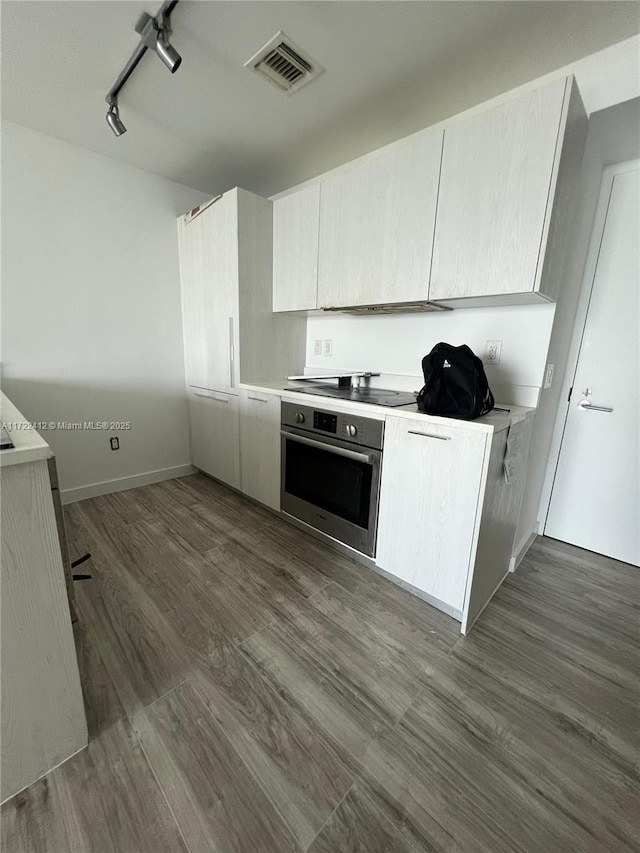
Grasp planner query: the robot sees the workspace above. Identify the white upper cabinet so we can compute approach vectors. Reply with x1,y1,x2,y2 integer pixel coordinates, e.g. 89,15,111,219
317,129,443,308
273,185,320,312
430,76,586,305
178,193,239,393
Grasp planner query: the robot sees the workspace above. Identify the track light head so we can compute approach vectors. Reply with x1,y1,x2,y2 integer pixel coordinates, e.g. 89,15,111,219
155,29,182,73
135,11,182,73
106,102,127,137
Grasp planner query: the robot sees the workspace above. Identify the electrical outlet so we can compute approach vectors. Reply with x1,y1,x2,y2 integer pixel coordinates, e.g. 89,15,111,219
323,339,333,357
544,363,555,389
484,340,502,364
110,436,119,451
313,339,322,356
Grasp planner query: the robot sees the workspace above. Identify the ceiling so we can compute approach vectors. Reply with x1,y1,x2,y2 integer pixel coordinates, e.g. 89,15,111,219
2,2,639,197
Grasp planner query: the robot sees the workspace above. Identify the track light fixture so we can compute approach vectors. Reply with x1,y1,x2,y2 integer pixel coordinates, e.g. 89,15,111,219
136,11,182,73
106,101,127,136
104,0,181,137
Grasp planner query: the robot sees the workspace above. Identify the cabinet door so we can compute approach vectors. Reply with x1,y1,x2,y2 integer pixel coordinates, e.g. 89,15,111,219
273,185,320,312
317,130,443,308
376,417,487,612
178,194,239,392
430,77,567,301
239,390,280,511
187,388,240,489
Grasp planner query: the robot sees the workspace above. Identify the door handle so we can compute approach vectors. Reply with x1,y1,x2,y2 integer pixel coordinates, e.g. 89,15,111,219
247,396,268,404
577,399,613,413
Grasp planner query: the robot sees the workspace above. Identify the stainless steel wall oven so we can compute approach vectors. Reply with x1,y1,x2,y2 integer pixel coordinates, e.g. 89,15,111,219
280,401,384,557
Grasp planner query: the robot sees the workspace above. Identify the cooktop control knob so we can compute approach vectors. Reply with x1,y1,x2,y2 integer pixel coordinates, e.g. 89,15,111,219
345,424,358,437
295,412,305,424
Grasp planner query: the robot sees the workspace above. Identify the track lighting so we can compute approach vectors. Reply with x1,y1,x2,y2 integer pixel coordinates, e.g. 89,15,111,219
104,1,181,136
135,11,182,74
155,32,182,74
106,101,127,137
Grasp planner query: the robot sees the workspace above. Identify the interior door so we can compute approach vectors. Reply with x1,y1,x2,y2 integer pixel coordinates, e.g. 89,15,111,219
545,164,639,565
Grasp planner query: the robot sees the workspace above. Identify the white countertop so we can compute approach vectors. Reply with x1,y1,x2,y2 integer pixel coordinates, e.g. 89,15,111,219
0,392,53,467
239,380,534,433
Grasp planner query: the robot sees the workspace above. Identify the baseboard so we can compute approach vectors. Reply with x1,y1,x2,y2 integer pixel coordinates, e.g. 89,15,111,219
509,526,538,573
61,464,196,504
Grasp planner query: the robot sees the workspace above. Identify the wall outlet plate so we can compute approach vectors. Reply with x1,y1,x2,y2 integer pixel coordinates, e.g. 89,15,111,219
313,339,322,356
323,339,333,357
484,340,502,364
544,363,555,389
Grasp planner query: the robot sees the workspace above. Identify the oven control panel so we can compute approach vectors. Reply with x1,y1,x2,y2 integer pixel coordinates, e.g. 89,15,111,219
313,411,337,433
282,401,384,450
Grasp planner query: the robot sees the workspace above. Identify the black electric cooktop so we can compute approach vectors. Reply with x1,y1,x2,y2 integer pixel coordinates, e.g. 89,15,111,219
285,384,417,407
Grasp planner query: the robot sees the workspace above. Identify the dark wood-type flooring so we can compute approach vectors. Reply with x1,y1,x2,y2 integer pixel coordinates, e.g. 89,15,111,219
3,474,638,852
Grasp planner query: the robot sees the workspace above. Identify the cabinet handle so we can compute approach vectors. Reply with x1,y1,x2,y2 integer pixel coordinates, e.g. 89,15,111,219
229,317,235,389
247,396,268,403
407,430,451,441
194,393,229,404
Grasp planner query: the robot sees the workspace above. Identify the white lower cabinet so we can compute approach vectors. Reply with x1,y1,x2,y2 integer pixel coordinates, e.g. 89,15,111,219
187,387,240,489
239,390,280,511
376,416,487,613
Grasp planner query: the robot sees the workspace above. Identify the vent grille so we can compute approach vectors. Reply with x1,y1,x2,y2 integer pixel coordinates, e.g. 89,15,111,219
262,44,310,87
245,32,323,95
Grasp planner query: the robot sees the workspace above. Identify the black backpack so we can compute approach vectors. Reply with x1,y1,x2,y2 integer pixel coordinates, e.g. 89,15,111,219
416,342,494,420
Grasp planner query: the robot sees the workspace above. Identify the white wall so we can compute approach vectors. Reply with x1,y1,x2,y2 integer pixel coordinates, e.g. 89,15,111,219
1,121,209,500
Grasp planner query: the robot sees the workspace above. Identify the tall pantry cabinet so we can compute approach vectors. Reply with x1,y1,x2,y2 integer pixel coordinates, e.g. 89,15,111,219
177,188,305,488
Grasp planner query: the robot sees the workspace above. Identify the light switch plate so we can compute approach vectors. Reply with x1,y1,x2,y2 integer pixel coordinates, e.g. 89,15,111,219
313,339,322,356
323,339,333,357
544,363,555,389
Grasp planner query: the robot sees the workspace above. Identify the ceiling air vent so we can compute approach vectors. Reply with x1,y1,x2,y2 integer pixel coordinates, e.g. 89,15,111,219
245,31,323,95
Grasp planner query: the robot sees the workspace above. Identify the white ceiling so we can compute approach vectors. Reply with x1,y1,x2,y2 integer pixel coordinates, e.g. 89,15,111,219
2,1,639,196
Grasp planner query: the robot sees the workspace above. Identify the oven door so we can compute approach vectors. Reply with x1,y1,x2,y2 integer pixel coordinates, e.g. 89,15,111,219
280,426,381,557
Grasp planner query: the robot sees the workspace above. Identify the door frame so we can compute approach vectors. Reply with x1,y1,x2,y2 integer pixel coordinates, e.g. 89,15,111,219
539,157,640,534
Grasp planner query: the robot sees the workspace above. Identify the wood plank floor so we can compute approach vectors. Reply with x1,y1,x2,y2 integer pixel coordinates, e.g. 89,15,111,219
3,474,638,852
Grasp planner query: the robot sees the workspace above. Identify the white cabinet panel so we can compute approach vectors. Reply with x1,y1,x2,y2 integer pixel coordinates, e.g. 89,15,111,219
188,388,240,489
178,194,239,393
317,130,443,308
376,417,487,612
239,390,280,511
430,78,567,301
273,185,320,312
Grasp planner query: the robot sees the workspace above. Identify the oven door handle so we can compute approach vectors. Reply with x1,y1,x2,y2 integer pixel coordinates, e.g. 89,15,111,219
281,430,375,464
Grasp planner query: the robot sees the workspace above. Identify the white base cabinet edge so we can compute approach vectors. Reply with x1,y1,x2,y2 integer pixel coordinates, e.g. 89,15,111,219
1,458,88,802
239,390,281,512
